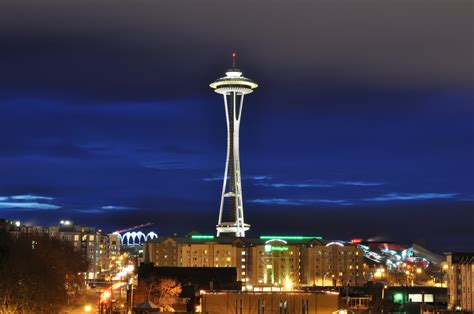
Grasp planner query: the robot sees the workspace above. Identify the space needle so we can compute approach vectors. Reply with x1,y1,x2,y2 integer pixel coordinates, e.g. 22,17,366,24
210,53,258,237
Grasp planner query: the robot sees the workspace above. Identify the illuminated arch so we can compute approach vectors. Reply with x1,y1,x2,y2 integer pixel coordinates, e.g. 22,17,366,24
326,241,344,247
119,230,158,246
146,232,158,241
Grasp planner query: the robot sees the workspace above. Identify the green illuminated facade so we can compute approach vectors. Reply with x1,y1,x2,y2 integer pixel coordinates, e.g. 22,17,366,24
260,236,323,241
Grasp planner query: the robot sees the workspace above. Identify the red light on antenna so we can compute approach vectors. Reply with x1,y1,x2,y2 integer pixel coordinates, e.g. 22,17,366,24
232,52,236,57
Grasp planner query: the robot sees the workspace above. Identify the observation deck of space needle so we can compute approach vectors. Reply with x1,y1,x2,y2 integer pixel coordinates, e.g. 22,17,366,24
209,52,258,237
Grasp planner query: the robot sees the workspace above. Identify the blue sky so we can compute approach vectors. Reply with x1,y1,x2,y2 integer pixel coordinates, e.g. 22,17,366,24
0,0,472,252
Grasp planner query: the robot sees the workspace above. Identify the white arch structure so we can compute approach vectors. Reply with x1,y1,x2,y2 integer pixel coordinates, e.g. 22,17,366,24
117,231,158,246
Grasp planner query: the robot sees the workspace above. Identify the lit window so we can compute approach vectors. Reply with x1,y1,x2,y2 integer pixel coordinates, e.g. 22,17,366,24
424,294,434,303
408,294,423,303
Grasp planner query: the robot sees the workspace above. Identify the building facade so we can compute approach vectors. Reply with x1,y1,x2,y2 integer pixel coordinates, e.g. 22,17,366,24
143,235,367,288
200,291,339,314
97,232,121,279
446,252,474,312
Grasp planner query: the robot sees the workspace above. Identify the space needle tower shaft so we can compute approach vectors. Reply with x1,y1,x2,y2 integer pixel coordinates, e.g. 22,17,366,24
209,53,258,237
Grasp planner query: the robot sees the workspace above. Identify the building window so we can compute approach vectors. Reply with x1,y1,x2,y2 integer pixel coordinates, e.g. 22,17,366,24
408,294,423,303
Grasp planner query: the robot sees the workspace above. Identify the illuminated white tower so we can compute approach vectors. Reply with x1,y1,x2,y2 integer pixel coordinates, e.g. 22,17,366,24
210,53,258,237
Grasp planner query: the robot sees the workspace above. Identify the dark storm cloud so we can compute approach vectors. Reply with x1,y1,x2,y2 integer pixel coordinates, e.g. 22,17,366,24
0,0,472,103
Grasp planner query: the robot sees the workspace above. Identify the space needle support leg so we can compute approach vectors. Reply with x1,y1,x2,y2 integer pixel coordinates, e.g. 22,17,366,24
236,93,245,236
232,92,241,236
217,93,231,237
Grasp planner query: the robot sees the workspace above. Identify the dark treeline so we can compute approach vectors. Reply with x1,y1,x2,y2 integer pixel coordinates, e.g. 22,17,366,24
0,229,87,313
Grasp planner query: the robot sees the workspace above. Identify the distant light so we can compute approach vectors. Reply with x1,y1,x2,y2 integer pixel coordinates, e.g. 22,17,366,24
191,235,215,240
416,268,422,274
84,305,92,312
232,52,236,57
260,236,322,241
351,238,362,244
14,221,20,227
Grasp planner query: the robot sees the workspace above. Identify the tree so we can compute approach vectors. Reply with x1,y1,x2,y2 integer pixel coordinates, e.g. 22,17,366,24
0,230,87,313
137,276,182,311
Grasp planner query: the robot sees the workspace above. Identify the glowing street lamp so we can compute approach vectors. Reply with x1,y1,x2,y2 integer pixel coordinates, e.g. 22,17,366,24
283,277,294,291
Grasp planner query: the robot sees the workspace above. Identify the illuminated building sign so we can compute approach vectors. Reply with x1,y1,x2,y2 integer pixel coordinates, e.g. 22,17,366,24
191,235,215,240
264,245,289,252
260,236,322,241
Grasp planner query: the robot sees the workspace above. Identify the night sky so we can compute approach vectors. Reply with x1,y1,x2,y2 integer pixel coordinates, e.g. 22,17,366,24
0,1,473,252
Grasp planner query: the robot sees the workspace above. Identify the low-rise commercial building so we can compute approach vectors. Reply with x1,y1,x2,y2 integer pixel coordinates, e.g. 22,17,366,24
200,291,339,314
384,286,447,313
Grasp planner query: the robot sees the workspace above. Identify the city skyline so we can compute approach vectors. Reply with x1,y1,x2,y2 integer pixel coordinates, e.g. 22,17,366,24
0,0,473,253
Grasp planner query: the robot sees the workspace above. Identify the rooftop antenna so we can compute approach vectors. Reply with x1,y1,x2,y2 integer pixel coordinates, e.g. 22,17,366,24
232,52,236,68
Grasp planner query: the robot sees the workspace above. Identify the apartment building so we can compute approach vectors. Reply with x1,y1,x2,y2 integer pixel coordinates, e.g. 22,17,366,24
446,252,474,312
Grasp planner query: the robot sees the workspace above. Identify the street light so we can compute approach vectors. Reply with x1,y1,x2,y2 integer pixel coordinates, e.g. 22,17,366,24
283,277,294,291
84,304,92,312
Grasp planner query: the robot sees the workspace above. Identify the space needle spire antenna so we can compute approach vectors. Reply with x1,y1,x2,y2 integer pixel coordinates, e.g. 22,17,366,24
209,53,258,237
